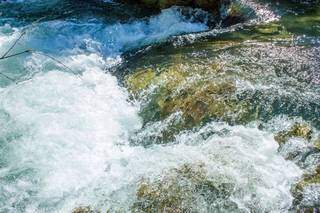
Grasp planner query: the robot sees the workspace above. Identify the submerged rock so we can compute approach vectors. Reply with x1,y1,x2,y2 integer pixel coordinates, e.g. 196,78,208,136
125,63,253,128
291,166,320,209
272,123,320,209
122,32,320,145
274,123,313,145
296,166,320,189
72,206,98,213
132,163,237,212
274,122,319,166
315,138,320,149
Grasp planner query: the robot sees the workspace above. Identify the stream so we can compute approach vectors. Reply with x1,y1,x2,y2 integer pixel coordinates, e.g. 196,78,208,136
0,0,319,212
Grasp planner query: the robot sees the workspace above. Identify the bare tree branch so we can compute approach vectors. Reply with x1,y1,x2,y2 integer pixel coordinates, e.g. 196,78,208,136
0,16,46,60
0,31,26,59
0,49,31,60
0,16,80,83
32,51,81,77
0,72,15,82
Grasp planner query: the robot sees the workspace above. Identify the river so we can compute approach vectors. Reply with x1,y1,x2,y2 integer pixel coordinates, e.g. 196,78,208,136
0,0,319,212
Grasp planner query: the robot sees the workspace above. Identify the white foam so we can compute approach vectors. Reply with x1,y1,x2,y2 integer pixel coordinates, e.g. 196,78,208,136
53,122,301,212
0,3,307,213
23,7,208,57
0,53,141,212
0,8,209,210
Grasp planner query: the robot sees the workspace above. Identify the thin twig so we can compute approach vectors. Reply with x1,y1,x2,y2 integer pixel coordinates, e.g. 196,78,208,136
0,31,26,59
0,49,80,80
0,16,81,82
0,16,46,60
0,50,31,60
0,50,32,83
0,72,15,82
32,51,81,77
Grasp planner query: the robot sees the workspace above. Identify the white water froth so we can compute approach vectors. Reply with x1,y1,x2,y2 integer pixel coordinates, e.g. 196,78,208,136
0,4,303,213
0,54,141,212
23,7,208,57
0,7,210,212
54,122,301,212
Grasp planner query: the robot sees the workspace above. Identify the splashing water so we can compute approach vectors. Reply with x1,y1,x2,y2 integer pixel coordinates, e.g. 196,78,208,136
0,4,211,212
0,0,319,212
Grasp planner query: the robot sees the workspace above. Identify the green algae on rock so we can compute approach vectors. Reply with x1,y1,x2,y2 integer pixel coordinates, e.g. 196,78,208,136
132,163,237,212
274,123,313,145
296,166,320,189
123,31,320,132
291,166,320,209
125,63,254,127
72,206,99,213
126,68,156,95
315,138,320,150
272,122,320,209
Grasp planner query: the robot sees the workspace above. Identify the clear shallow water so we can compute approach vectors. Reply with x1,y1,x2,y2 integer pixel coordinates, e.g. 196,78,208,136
0,0,319,212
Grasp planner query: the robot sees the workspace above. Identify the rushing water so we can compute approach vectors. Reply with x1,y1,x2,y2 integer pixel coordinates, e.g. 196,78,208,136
0,0,319,212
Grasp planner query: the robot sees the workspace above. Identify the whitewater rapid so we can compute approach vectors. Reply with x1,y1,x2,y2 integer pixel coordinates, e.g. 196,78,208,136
0,2,304,212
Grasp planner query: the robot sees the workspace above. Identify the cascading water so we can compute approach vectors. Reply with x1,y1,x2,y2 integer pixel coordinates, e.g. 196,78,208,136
0,0,319,212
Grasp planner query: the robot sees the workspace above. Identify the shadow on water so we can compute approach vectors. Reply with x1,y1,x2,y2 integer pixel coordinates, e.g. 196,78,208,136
0,0,156,26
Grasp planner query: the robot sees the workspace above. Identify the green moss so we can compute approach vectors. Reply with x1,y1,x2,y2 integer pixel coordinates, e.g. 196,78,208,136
255,23,284,34
125,68,156,95
274,123,313,145
281,7,320,37
125,61,255,128
217,22,292,42
123,25,320,141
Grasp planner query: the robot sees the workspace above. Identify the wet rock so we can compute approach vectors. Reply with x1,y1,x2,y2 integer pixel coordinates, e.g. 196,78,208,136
72,206,101,213
315,138,320,150
221,1,249,26
125,63,253,128
297,166,320,189
291,166,320,210
132,163,238,212
274,123,320,169
126,68,156,95
274,123,313,145
122,31,320,147
273,124,320,209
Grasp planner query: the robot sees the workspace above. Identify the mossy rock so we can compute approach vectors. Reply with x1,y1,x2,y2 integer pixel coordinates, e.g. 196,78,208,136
296,166,320,190
274,123,313,145
126,68,156,95
291,166,320,208
125,63,255,128
123,31,320,142
315,138,320,150
132,163,237,212
72,206,98,213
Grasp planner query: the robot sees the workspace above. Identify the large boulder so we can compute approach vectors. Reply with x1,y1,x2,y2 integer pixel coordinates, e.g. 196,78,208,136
132,163,237,212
